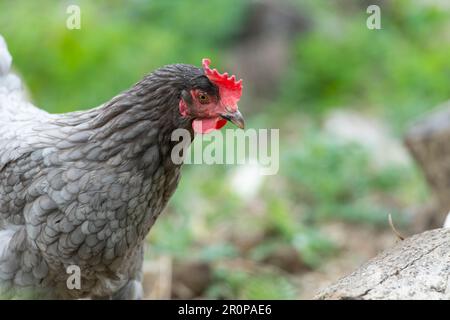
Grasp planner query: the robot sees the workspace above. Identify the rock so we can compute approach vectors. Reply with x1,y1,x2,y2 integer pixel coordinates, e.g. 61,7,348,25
407,201,443,233
315,228,450,300
405,101,450,227
324,110,410,168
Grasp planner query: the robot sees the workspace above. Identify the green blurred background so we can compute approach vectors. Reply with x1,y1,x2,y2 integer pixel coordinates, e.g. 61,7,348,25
1,0,449,299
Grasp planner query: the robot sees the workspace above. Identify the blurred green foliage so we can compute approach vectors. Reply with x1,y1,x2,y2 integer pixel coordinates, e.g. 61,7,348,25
0,0,447,299
281,129,425,225
280,0,450,132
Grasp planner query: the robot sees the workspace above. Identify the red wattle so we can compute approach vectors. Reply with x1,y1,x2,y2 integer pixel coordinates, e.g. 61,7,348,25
193,117,227,134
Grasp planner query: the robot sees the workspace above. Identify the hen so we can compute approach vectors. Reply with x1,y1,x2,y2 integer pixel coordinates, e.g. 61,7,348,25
0,35,244,299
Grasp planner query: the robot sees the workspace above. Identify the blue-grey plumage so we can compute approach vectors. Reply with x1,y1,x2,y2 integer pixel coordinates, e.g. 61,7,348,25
0,34,244,299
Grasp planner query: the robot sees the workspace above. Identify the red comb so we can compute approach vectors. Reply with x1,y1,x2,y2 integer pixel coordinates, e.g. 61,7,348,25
202,58,243,94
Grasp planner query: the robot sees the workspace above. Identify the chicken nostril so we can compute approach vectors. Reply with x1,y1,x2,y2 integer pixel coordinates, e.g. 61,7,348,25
225,105,235,113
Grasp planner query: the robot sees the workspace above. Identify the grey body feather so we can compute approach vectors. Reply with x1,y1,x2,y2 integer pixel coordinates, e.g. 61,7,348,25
0,35,199,299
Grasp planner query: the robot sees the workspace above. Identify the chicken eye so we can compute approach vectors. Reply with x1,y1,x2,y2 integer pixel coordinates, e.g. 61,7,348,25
198,93,209,104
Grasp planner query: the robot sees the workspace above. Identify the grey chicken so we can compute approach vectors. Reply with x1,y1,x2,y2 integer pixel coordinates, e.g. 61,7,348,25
0,35,244,299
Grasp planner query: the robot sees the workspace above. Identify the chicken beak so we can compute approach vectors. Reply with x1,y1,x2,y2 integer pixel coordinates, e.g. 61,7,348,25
220,110,245,129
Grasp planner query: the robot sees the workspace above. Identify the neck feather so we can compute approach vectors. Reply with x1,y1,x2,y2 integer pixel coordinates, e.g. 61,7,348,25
55,65,198,172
